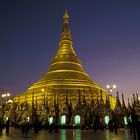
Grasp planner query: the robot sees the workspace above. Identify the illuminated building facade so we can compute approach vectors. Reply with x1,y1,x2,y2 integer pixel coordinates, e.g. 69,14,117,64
14,11,116,127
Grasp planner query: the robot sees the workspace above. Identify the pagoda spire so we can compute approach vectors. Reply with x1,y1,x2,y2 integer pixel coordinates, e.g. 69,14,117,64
90,97,94,106
58,10,74,54
127,97,131,112
48,10,91,79
121,93,127,113
114,91,121,112
100,90,104,105
63,9,69,23
136,93,139,106
122,93,126,108
28,10,93,92
96,96,99,108
133,93,136,107
106,95,111,111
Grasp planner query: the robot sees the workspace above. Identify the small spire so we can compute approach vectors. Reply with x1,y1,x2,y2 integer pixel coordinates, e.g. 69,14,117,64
133,93,136,106
128,98,131,110
100,90,104,104
115,91,121,109
63,9,69,23
136,93,139,106
122,93,125,104
122,93,127,110
90,97,94,106
106,95,110,111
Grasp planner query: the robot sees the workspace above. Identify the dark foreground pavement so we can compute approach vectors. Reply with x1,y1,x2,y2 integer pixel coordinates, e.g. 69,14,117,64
0,127,135,140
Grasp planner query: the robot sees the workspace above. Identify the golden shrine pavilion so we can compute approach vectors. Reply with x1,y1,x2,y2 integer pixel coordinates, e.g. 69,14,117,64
14,11,116,126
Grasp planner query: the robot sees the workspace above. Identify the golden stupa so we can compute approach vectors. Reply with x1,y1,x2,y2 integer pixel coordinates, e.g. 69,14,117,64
15,11,116,110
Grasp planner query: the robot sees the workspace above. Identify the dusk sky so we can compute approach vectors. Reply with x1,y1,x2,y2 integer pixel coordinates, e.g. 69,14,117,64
0,0,140,102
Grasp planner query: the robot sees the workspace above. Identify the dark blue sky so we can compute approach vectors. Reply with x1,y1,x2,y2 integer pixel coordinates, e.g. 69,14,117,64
0,0,140,101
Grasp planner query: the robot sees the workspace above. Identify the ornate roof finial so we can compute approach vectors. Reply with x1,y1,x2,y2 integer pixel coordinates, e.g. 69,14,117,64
63,9,69,23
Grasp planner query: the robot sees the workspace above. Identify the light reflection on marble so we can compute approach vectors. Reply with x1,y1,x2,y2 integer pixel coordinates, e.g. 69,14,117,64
0,128,133,140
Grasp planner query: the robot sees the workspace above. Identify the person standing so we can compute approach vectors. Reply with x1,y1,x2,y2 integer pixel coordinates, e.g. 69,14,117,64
6,119,10,135
131,108,137,139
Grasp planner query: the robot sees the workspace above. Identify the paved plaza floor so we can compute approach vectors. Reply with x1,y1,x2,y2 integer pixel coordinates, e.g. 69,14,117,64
0,127,135,140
